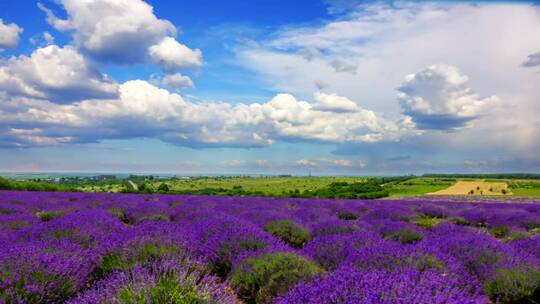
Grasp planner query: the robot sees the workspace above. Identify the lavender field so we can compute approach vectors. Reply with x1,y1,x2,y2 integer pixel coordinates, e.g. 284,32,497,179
0,190,539,304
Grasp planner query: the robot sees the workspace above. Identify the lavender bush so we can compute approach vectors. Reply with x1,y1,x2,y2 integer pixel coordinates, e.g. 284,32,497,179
0,190,539,303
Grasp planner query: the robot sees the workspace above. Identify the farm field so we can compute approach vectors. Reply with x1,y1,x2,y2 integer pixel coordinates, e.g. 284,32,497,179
151,176,370,195
3,175,540,200
385,177,454,197
509,180,540,197
428,181,511,196
0,190,539,303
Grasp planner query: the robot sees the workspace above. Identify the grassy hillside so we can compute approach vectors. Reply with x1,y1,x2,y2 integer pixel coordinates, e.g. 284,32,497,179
3,174,540,199
385,178,454,197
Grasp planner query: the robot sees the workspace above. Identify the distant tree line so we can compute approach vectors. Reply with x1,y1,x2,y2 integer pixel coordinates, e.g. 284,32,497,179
292,177,411,199
0,176,414,200
117,177,413,199
0,177,75,192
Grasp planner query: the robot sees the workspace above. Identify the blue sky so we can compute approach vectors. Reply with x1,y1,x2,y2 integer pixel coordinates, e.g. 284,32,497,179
0,0,539,175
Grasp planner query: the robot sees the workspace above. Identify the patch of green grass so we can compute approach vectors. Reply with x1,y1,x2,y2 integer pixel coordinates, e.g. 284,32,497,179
503,231,530,242
264,220,310,248
5,220,30,230
138,214,170,222
116,276,203,304
490,226,510,239
36,210,64,222
230,252,323,304
211,239,267,278
512,188,540,196
383,228,424,244
165,177,368,195
484,267,540,304
414,218,444,229
93,243,183,280
530,227,540,235
508,180,540,197
449,217,470,226
337,212,360,221
108,207,130,224
0,208,15,215
386,178,454,197
0,271,76,304
48,229,93,248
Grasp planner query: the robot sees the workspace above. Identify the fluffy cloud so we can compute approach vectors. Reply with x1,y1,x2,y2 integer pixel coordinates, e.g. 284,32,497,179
236,3,540,114
262,93,409,143
162,73,194,89
255,159,269,166
296,159,317,167
0,81,410,148
312,92,359,113
0,19,23,50
30,31,55,47
296,158,366,169
149,37,202,71
235,2,540,164
522,52,540,67
397,65,497,130
38,0,201,71
0,45,118,103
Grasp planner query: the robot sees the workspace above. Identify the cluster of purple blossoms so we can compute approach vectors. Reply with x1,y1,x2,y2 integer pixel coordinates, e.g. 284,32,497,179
0,190,538,303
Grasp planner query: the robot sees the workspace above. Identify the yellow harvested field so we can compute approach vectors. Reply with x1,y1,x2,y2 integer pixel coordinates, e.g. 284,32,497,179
428,181,512,196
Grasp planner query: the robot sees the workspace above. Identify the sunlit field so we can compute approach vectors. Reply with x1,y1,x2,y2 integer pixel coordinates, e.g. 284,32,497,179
2,0,540,303
1,190,539,303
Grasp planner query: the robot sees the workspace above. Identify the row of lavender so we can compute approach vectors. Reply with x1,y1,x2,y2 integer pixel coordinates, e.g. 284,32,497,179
0,190,539,303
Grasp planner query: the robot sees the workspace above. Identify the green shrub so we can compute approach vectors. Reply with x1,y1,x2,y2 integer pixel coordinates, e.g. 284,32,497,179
337,212,359,221
449,216,470,226
0,177,12,190
211,239,267,278
48,229,94,248
484,267,540,304
36,210,64,222
108,207,131,224
490,226,509,239
0,271,76,304
93,243,183,280
138,215,170,222
384,228,423,244
116,276,202,304
414,218,443,229
264,220,310,248
5,220,30,230
229,253,323,304
157,183,170,192
0,208,14,215
504,232,530,243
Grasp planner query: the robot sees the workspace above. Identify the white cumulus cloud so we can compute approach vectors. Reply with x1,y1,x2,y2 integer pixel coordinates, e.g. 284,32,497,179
149,37,202,71
0,45,118,103
162,73,194,89
0,81,409,148
0,19,23,50
312,92,359,113
38,0,201,73
397,65,497,130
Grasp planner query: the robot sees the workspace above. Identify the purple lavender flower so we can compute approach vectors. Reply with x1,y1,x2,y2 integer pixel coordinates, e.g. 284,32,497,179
69,259,238,304
277,267,488,304
1,190,539,303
